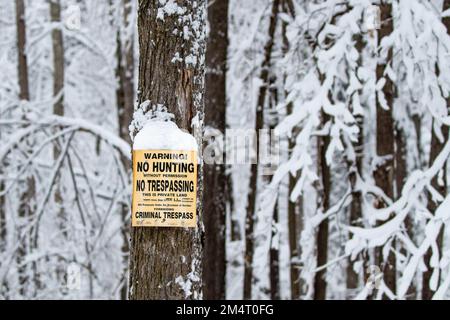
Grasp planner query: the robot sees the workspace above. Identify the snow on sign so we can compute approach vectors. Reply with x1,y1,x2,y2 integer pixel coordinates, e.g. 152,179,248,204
132,121,199,228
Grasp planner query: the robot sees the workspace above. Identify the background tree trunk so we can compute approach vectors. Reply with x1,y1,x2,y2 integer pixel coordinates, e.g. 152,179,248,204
281,0,301,299
0,174,5,297
16,0,29,102
15,0,37,297
51,0,64,119
422,0,450,299
203,0,228,300
346,113,364,295
422,126,448,300
374,2,396,298
49,0,66,291
269,202,280,299
267,76,280,300
243,0,279,299
50,0,65,232
395,122,416,298
128,0,205,300
114,0,135,300
287,174,302,299
314,112,330,300
346,31,365,297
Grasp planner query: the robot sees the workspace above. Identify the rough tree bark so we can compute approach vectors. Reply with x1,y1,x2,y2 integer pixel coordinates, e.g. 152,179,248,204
422,0,450,300
128,0,205,300
114,0,135,300
373,2,396,298
243,0,279,300
203,0,228,300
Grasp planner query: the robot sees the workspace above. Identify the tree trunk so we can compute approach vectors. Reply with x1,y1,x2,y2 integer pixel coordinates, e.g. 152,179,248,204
269,201,280,300
313,111,331,300
51,0,64,119
15,0,36,297
281,0,301,300
243,0,279,300
50,0,65,230
422,126,448,300
287,169,301,299
346,113,364,295
395,123,417,299
49,0,66,291
202,0,228,300
267,76,280,300
374,2,396,298
115,0,135,300
128,0,205,300
228,174,240,241
16,0,29,102
0,177,5,297
346,31,365,297
422,1,450,299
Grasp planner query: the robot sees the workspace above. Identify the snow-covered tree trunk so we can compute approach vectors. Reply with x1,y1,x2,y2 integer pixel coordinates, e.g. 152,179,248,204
128,0,205,300
114,0,135,300
49,0,66,291
203,0,228,300
281,0,301,300
267,78,280,300
116,0,135,148
50,0,65,233
15,0,37,296
243,0,279,300
374,2,396,298
287,164,302,299
0,168,5,297
395,119,412,297
314,111,331,300
346,31,365,297
422,0,450,300
51,0,64,123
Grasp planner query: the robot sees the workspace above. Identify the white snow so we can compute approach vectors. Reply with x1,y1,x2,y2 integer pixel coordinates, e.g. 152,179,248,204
133,120,198,152
157,0,186,21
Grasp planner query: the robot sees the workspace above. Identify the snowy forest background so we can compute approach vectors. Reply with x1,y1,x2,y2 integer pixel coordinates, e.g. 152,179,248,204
1,0,450,300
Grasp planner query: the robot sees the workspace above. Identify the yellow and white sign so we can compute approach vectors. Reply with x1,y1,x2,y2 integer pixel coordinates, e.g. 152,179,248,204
132,149,197,227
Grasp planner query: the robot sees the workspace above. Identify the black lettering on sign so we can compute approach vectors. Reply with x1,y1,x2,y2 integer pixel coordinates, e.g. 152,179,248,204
132,150,197,228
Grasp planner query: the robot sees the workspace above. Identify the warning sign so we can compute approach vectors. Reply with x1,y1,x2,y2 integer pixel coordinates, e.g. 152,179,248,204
132,149,197,227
